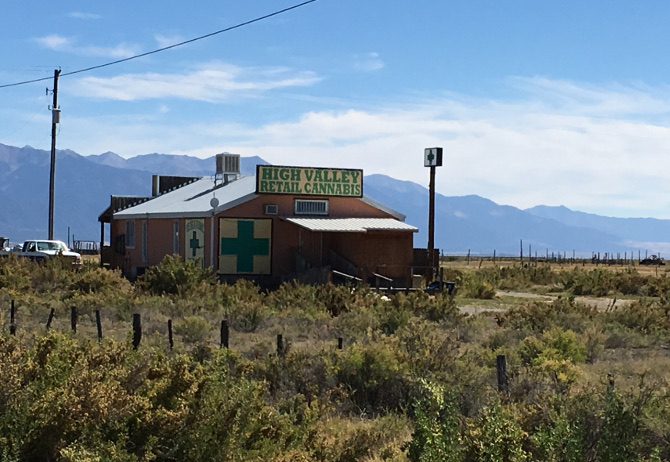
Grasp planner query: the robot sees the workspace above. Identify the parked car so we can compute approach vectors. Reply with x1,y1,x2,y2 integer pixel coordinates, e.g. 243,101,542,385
0,239,82,265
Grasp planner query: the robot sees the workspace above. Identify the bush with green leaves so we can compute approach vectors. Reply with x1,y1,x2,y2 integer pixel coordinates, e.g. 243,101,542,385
137,254,214,296
405,379,461,462
459,270,498,299
463,402,528,462
4,259,670,459
334,333,410,413
498,297,598,334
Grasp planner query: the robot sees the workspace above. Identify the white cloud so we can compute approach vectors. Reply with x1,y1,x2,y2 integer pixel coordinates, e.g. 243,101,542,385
54,78,670,218
68,12,101,20
34,34,71,51
154,34,183,49
70,61,321,101
34,34,138,58
352,52,384,72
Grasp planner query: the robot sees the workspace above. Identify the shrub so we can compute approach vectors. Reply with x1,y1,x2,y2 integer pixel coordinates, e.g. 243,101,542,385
68,266,132,296
137,255,214,296
335,334,410,413
530,400,585,462
606,299,670,333
463,402,528,462
405,379,461,462
519,328,586,366
498,297,598,334
226,299,271,332
175,315,211,345
265,281,329,319
0,254,33,293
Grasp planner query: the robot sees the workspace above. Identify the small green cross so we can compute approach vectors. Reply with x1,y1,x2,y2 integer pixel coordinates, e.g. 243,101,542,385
220,220,270,273
189,231,200,257
427,151,435,163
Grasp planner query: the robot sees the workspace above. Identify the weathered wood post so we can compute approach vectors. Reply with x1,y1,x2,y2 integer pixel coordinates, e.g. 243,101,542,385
95,310,103,341
46,307,55,330
496,354,509,394
70,306,77,333
337,337,343,350
9,300,16,335
132,314,142,350
167,319,174,350
220,319,229,349
276,334,284,357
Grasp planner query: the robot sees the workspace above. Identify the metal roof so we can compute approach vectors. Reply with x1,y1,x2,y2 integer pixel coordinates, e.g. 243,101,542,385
113,175,257,219
285,217,418,233
112,174,409,222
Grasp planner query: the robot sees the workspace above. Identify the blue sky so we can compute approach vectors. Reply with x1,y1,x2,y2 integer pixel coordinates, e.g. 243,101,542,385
3,1,670,218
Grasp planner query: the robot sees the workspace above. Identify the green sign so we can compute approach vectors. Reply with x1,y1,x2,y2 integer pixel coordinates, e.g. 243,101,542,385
256,165,363,197
184,219,205,268
219,218,272,275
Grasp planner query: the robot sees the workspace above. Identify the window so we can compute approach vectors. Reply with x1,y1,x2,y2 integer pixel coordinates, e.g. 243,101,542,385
125,220,135,248
294,199,329,215
173,220,180,254
141,220,148,262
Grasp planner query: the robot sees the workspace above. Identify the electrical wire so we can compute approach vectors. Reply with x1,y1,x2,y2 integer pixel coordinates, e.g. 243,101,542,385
0,0,317,89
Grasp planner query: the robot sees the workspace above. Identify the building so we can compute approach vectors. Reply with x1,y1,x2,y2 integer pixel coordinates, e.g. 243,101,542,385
99,154,418,287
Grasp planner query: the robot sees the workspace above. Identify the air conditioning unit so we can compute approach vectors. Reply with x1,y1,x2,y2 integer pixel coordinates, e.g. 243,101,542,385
216,153,240,175
265,204,279,215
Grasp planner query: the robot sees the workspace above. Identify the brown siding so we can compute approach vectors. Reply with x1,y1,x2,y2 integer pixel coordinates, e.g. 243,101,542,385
109,192,414,283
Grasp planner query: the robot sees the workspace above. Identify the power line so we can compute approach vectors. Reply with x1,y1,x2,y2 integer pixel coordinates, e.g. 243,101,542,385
0,0,317,90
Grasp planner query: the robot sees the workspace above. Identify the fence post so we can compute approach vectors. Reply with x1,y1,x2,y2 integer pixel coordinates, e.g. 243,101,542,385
9,300,16,335
70,306,77,334
337,337,343,350
132,314,142,350
46,307,55,330
221,319,229,349
276,334,284,357
95,310,103,341
167,319,174,350
496,354,509,394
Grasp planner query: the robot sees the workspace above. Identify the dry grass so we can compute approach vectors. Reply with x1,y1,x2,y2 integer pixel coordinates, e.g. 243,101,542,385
441,256,670,276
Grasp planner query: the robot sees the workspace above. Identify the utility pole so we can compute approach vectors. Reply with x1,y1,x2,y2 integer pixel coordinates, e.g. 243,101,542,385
424,147,443,281
48,69,61,240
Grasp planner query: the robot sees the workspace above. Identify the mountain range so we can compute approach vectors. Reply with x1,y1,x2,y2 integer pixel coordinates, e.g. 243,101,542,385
1,142,668,257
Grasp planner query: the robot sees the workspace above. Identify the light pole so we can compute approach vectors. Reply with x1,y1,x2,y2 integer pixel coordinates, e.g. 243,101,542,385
210,196,219,271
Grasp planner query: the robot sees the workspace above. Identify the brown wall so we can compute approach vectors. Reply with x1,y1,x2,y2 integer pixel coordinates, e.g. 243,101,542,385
110,193,414,282
321,230,414,281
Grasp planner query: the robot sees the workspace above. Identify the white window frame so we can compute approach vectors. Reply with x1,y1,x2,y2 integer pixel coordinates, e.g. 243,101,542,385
125,220,136,249
294,199,329,216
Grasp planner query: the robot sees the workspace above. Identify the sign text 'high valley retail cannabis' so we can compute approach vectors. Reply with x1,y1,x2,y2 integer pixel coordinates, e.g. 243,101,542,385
256,165,363,197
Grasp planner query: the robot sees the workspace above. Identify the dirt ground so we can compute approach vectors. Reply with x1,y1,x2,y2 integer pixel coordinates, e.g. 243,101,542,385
458,290,636,315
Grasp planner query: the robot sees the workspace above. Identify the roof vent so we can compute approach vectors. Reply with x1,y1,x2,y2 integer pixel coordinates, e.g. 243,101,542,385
216,153,241,184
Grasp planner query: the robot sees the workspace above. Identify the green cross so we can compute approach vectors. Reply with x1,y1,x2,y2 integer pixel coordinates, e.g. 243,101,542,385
427,151,435,163
189,231,201,257
220,220,270,273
